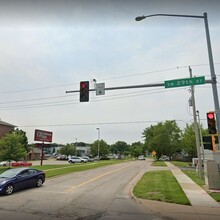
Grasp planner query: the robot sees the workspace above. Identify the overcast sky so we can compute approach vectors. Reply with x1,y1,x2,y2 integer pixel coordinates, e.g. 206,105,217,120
0,0,220,145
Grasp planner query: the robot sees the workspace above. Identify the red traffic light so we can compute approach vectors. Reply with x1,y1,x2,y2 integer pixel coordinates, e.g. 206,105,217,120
207,112,217,134
207,112,214,119
80,81,89,102
81,82,87,89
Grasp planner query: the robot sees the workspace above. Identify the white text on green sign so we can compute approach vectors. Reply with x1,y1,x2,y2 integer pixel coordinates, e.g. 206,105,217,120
164,76,205,88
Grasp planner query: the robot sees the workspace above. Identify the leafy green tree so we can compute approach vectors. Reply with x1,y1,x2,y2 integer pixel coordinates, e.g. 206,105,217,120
181,122,207,159
130,142,144,158
0,132,27,163
142,120,181,160
110,141,129,155
11,128,29,152
59,143,76,157
90,139,109,157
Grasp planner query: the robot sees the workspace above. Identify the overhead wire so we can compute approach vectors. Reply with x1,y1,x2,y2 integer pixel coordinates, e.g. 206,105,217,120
0,63,219,110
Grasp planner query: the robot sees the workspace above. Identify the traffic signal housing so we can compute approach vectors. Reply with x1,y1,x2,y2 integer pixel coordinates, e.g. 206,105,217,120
207,112,217,134
202,135,218,151
80,81,89,102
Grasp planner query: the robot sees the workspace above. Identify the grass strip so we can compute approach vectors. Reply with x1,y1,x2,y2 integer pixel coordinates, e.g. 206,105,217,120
151,161,167,166
171,161,191,168
133,170,190,205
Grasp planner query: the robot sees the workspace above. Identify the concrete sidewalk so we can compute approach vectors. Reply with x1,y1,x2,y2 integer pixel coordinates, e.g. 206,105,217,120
166,161,219,207
133,161,220,220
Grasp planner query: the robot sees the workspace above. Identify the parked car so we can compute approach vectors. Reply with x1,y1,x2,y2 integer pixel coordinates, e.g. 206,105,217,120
138,155,145,160
11,161,32,167
82,156,95,162
159,155,169,161
0,160,15,167
56,155,68,160
68,156,87,164
0,167,45,195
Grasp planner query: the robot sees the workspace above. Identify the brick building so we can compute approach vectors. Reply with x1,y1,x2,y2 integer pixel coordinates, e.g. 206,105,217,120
0,120,16,138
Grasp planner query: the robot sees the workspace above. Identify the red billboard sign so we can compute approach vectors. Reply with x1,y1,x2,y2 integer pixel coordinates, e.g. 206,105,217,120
34,129,53,142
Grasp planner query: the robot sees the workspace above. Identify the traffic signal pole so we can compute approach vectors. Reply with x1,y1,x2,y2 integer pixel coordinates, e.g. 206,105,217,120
66,79,212,94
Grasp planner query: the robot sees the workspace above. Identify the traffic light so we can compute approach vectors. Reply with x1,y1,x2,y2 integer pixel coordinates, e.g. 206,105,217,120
80,81,89,102
202,135,219,151
207,112,217,134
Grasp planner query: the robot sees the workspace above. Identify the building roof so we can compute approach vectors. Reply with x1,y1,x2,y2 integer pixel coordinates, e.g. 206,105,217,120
0,120,16,127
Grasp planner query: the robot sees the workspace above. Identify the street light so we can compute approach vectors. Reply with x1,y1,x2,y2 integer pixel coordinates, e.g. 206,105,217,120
96,128,100,160
135,12,220,147
135,12,219,178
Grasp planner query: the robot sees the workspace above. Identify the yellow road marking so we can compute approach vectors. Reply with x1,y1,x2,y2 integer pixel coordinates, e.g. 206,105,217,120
65,164,132,193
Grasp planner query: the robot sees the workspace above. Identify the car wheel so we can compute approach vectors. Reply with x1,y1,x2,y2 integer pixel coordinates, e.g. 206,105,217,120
36,178,43,187
5,184,14,195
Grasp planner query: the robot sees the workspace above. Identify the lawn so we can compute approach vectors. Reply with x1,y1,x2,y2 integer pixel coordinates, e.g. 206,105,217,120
133,170,190,205
151,160,167,166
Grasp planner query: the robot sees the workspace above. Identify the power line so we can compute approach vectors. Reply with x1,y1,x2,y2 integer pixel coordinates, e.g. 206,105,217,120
0,63,219,95
18,119,191,128
0,83,219,110
0,87,187,110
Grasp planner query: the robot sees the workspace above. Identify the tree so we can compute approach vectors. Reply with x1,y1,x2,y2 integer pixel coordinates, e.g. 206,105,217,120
181,122,207,159
90,139,109,157
181,123,197,159
59,143,76,157
142,120,181,160
110,141,129,155
130,142,144,158
11,128,29,152
0,132,27,163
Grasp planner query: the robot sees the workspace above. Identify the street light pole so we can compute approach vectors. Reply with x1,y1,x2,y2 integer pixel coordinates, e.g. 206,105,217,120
135,12,220,149
96,128,100,160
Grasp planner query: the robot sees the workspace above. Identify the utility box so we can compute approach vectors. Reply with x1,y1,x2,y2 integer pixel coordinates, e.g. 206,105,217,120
204,160,220,190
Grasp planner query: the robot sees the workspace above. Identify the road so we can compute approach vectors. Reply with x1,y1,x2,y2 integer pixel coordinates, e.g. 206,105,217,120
0,160,167,220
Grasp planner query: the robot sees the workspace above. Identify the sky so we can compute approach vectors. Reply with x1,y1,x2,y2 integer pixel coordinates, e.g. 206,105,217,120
0,0,220,145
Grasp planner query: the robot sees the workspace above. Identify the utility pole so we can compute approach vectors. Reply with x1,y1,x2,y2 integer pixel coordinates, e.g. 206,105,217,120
189,66,203,178
197,110,205,163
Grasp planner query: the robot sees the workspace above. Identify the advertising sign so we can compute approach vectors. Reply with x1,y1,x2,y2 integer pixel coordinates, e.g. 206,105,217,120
34,129,53,142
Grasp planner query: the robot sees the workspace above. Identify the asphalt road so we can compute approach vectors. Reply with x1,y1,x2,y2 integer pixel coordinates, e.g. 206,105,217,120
0,160,167,220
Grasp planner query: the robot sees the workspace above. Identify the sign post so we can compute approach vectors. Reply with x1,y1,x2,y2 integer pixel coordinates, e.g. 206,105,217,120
34,129,53,165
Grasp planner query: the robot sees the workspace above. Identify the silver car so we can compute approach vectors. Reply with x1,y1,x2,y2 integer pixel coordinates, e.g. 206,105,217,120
68,156,87,164
0,160,15,167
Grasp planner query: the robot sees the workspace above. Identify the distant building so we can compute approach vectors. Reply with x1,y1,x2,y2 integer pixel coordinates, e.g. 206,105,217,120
0,120,16,138
76,145,91,156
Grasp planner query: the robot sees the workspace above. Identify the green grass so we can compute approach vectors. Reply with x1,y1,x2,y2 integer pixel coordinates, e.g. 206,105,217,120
171,161,191,168
133,170,190,205
151,161,167,166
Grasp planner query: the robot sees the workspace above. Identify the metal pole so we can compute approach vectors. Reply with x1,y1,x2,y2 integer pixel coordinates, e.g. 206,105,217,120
197,110,205,163
203,13,220,150
135,12,220,150
96,128,100,160
65,80,212,94
189,67,203,178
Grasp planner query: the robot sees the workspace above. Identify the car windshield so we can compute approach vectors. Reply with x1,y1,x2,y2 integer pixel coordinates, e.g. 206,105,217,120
0,169,22,178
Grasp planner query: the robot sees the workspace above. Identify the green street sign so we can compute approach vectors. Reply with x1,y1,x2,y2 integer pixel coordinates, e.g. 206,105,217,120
164,76,205,88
